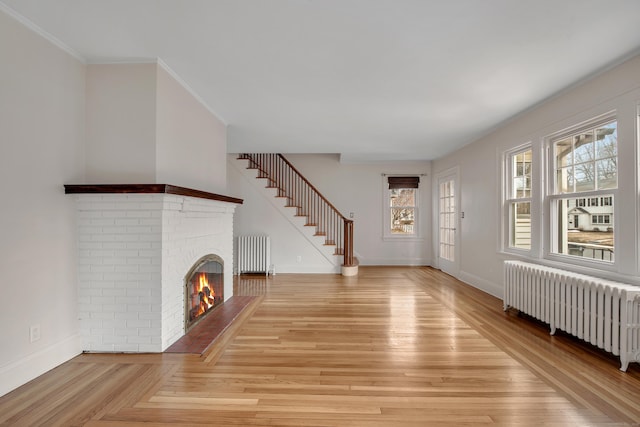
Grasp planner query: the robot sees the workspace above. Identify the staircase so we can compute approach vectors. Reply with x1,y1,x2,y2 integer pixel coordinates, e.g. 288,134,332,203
237,154,357,276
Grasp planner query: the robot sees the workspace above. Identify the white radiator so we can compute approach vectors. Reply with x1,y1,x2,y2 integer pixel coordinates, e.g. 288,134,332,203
504,260,640,371
237,235,271,275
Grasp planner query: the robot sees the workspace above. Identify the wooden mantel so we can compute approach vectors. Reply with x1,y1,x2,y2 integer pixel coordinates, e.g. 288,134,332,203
64,184,243,204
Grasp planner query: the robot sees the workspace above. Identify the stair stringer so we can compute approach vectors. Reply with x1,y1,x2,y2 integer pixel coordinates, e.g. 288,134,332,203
231,157,341,272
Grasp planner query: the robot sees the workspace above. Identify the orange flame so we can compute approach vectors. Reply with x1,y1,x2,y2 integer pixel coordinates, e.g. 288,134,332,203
194,273,216,318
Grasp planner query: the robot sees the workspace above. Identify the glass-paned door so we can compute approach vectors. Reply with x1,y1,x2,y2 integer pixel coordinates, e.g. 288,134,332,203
438,173,458,276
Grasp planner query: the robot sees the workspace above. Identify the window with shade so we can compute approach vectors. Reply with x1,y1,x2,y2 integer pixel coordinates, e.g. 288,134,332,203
386,176,419,237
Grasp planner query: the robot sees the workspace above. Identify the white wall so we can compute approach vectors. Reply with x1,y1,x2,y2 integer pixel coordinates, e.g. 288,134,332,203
0,9,85,396
86,63,158,184
432,54,640,297
228,156,336,273
228,154,432,270
156,65,227,194
0,10,231,397
86,62,228,193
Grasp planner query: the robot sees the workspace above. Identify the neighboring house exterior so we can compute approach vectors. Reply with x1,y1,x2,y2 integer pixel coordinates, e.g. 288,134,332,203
567,196,614,232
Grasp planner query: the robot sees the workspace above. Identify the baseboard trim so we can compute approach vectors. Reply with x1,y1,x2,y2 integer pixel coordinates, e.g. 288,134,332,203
0,334,82,397
458,270,502,298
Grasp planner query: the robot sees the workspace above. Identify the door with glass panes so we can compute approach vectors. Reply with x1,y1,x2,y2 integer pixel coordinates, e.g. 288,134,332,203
438,172,459,276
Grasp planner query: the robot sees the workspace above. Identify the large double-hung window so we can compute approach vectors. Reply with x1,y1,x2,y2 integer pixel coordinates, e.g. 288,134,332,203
549,115,617,262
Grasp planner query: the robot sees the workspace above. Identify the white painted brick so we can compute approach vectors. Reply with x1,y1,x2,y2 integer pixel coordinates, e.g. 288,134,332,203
126,242,152,249
127,304,152,313
103,272,130,281
90,296,116,306
102,319,128,328
83,335,103,344
75,193,236,353
138,312,157,320
91,218,116,226
115,218,141,226
126,211,153,218
139,328,161,337
137,344,161,352
138,250,160,257
90,312,115,320
139,296,161,305
79,304,101,313
114,312,145,320
128,258,151,265
139,265,160,273
114,344,141,352
102,304,128,313
115,265,139,273
126,288,152,297
103,257,129,266
92,234,117,242
89,344,115,352
83,319,106,329
126,319,151,328
102,288,126,297
127,273,155,282
91,328,115,336
91,265,115,273
116,296,140,305
114,234,140,242
102,335,127,345
128,336,151,344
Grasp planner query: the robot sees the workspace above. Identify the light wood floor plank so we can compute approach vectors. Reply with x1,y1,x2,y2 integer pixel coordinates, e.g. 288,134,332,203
1,266,639,426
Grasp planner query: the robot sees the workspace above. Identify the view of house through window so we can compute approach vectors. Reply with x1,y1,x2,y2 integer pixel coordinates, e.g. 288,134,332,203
551,119,616,262
387,176,419,235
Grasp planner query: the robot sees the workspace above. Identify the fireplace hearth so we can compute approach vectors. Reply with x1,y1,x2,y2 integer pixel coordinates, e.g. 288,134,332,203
185,255,224,331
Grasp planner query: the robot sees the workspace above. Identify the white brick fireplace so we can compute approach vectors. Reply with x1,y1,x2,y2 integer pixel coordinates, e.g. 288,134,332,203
67,184,242,353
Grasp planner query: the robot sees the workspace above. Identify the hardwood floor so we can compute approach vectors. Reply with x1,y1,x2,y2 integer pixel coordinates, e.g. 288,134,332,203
1,267,639,426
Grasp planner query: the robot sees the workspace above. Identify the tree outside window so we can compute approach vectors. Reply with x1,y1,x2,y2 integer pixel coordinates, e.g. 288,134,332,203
390,189,415,234
386,176,419,236
551,118,616,262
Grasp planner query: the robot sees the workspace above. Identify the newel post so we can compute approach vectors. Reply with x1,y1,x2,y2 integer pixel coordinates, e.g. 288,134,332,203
343,219,354,267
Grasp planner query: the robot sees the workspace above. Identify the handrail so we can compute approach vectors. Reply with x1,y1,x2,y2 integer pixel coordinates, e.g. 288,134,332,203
239,153,355,267
276,154,347,221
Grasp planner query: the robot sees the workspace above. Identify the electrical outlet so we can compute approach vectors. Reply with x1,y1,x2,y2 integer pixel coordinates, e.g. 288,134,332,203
349,212,354,218
296,255,302,262
30,324,41,343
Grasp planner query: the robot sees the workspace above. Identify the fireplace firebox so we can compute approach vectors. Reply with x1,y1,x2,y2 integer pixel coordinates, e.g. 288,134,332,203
185,255,224,331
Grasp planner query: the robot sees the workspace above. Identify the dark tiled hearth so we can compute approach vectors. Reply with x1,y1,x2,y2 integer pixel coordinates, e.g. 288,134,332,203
164,296,256,354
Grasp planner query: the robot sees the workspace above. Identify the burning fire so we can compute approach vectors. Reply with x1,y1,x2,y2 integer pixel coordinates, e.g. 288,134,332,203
194,272,216,318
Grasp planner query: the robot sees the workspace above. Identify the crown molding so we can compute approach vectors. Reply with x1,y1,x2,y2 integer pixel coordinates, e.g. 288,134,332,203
156,58,228,127
88,57,230,127
0,2,86,63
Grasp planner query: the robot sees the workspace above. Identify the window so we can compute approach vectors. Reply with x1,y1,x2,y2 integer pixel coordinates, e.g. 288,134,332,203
385,176,419,237
591,215,611,225
549,116,616,262
505,147,532,250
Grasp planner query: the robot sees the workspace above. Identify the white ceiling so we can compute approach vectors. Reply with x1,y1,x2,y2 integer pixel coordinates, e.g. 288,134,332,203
4,0,640,162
